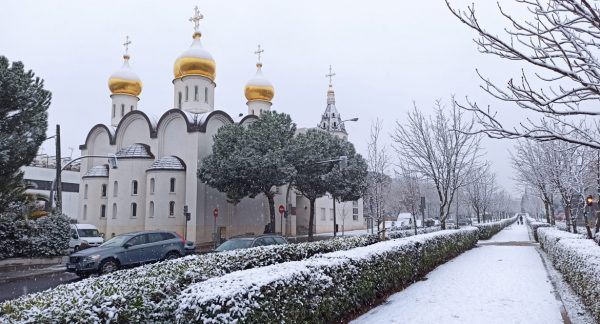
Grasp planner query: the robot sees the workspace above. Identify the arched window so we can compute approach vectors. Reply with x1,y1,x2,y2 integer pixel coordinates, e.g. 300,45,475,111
333,122,337,127
101,184,107,197
132,180,138,195
150,178,155,194
131,202,137,217
185,86,189,101
170,178,176,193
83,204,87,220
84,184,88,199
178,92,182,108
252,109,254,115
112,104,115,117
332,113,335,117
204,87,208,103
121,104,125,116
194,86,198,101
130,105,133,112
149,201,154,218
100,204,106,218
113,181,118,197
169,201,175,217
112,203,117,219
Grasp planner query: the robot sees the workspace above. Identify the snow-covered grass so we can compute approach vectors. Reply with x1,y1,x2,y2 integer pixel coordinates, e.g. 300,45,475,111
537,227,600,323
525,216,552,242
175,228,479,323
472,217,517,240
0,235,380,323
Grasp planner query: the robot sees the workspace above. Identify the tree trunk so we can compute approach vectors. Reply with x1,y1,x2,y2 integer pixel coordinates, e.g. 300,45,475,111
439,206,446,230
411,206,417,235
266,192,276,233
543,199,550,224
549,202,556,225
583,208,593,239
595,211,600,234
308,198,316,241
564,204,572,233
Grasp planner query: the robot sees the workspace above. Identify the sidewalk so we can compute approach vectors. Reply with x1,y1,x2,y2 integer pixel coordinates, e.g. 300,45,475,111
0,256,67,283
352,224,569,324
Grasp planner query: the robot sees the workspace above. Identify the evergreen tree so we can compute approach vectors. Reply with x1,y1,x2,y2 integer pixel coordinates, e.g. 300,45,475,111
198,111,296,232
0,56,51,213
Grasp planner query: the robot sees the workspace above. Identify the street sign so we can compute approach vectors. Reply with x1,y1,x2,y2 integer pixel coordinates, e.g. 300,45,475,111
213,208,218,218
279,205,285,214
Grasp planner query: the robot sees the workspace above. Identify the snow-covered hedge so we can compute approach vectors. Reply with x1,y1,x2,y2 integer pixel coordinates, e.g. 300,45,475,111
0,212,70,260
472,217,517,240
387,226,441,239
175,228,479,323
524,217,551,242
537,227,600,323
0,235,379,323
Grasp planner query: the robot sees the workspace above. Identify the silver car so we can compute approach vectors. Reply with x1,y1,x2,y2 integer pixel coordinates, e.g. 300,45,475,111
66,230,185,276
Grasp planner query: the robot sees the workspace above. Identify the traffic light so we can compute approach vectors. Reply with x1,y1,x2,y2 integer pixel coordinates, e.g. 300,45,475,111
586,195,593,207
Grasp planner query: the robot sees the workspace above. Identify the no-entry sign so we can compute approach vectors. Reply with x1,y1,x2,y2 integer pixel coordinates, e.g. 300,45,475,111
279,205,285,214
213,208,219,218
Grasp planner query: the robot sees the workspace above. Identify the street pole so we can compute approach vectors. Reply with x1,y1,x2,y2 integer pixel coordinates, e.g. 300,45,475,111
55,125,62,214
455,190,459,228
332,196,337,237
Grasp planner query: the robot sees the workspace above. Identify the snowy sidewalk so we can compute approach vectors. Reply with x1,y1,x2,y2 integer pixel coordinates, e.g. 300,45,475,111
353,224,565,324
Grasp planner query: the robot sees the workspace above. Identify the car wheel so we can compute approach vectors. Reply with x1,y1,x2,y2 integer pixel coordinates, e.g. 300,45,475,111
165,251,180,260
99,259,119,275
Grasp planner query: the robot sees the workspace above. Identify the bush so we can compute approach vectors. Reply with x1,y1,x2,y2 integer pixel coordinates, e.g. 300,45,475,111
175,228,479,323
387,226,441,240
472,217,517,240
537,227,600,322
524,217,552,242
0,211,69,260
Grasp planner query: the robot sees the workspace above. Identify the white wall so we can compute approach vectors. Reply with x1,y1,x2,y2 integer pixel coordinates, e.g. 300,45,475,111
173,76,215,113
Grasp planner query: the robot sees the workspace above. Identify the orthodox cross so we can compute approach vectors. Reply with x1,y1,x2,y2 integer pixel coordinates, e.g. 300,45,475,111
254,44,264,63
189,6,204,31
123,36,131,55
326,65,336,86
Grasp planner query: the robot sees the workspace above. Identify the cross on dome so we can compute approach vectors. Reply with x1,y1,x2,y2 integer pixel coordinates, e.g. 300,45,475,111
189,6,204,32
254,44,264,63
326,65,336,86
123,35,131,56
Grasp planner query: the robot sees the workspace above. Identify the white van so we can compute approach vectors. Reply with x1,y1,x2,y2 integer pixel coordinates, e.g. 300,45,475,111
70,224,104,252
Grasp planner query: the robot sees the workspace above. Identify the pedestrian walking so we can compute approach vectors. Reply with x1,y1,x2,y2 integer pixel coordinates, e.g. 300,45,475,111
519,214,523,225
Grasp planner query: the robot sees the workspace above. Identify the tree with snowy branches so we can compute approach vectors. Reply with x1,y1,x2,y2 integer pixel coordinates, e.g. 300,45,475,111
365,119,392,238
0,56,51,213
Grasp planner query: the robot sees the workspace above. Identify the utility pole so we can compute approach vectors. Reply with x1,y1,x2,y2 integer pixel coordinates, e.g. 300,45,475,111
55,125,62,215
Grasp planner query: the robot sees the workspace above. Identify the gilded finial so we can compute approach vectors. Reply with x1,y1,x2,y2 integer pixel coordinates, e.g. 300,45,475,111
122,35,132,60
254,44,264,68
326,65,336,87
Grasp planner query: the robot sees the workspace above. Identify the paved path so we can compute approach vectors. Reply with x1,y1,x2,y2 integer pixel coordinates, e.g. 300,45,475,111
353,224,566,324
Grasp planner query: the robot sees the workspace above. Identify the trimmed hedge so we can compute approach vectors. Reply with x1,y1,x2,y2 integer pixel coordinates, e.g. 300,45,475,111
472,217,518,240
387,226,441,239
537,227,600,322
175,228,479,323
525,217,552,242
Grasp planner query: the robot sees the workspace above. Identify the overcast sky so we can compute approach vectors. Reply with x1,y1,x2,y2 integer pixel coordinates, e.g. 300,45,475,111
1,0,531,195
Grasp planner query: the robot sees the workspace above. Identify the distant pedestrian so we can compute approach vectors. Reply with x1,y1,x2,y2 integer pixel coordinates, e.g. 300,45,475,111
519,214,523,225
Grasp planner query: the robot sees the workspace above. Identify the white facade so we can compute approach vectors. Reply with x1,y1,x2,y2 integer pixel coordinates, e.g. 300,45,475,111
22,166,81,218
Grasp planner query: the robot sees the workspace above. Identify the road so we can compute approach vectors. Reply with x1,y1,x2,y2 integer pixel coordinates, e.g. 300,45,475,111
0,271,79,303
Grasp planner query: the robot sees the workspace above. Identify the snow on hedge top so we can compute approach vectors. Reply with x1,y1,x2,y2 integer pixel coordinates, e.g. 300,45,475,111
82,165,109,178
115,143,153,159
538,227,585,240
147,156,186,171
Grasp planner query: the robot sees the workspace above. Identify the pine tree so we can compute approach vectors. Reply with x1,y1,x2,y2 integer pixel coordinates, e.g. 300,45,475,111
0,56,51,213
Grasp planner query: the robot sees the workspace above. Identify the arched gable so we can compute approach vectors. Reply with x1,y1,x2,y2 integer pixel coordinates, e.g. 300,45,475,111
79,124,114,150
114,110,156,149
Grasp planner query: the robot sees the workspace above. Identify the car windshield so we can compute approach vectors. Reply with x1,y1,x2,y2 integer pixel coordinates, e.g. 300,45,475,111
77,229,100,237
100,235,131,247
215,239,253,252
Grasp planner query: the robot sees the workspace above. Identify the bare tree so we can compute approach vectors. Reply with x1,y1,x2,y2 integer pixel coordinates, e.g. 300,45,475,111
446,0,600,148
366,119,391,238
398,169,422,235
465,164,497,224
392,99,483,229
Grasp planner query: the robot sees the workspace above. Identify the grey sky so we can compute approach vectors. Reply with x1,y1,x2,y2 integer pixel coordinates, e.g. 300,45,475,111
1,0,527,194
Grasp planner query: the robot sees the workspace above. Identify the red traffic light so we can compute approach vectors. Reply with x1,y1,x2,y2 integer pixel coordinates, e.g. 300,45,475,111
586,195,593,207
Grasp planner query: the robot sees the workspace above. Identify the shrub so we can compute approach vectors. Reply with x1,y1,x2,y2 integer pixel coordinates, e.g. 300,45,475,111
472,217,517,240
524,217,552,242
387,226,441,239
175,228,479,323
537,227,600,322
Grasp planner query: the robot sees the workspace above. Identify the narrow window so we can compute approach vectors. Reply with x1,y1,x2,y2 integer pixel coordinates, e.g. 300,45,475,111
178,92,182,108
130,105,133,112
100,204,106,218
204,87,208,103
112,104,115,117
333,122,337,128
150,178,155,194
170,178,176,193
121,104,125,116
112,203,117,219
132,180,138,195
149,201,154,218
84,184,88,199
83,205,87,220
185,86,189,101
194,86,198,101
332,113,335,117
320,208,326,221
169,201,175,217
252,109,254,115
113,181,118,197
101,184,107,197
353,201,359,221
131,203,137,217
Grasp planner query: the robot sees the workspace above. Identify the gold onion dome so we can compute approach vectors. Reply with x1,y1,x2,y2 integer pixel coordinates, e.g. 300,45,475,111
244,63,274,102
108,55,142,96
173,32,216,81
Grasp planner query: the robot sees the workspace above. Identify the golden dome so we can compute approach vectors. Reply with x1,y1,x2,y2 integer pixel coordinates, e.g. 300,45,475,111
108,55,142,97
244,63,274,102
174,32,216,81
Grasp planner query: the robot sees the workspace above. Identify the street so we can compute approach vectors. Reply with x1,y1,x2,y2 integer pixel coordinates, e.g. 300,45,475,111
0,271,79,303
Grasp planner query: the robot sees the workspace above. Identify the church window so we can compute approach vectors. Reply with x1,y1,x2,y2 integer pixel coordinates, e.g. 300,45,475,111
130,105,133,112
150,178,155,194
185,86,189,101
204,87,208,103
100,204,106,218
170,178,176,193
169,201,175,217
112,203,117,219
83,205,87,220
330,208,334,221
132,180,138,195
84,184,88,199
320,208,326,221
149,201,154,218
101,184,107,197
259,109,262,114
131,203,137,217
252,109,254,115
353,201,359,221
332,113,335,117
113,181,118,197
194,86,198,101
178,92,182,109
333,122,337,128
112,104,115,117
121,104,125,116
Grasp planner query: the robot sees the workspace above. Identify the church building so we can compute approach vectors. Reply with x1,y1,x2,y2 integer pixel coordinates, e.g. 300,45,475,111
77,7,365,245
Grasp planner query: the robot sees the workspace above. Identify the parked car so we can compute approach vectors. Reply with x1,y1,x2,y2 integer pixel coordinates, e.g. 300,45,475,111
446,220,456,229
424,218,436,227
66,230,185,277
458,218,472,226
70,224,104,252
184,240,196,255
214,234,288,252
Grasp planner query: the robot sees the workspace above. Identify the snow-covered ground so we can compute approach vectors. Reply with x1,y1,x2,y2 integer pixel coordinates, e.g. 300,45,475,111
353,224,567,324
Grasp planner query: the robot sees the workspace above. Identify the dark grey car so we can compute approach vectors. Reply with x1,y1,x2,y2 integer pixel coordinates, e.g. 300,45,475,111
66,230,185,276
214,234,288,252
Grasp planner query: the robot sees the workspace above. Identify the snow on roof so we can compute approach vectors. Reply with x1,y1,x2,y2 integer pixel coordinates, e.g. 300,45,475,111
147,156,186,171
83,165,109,178
116,143,153,159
